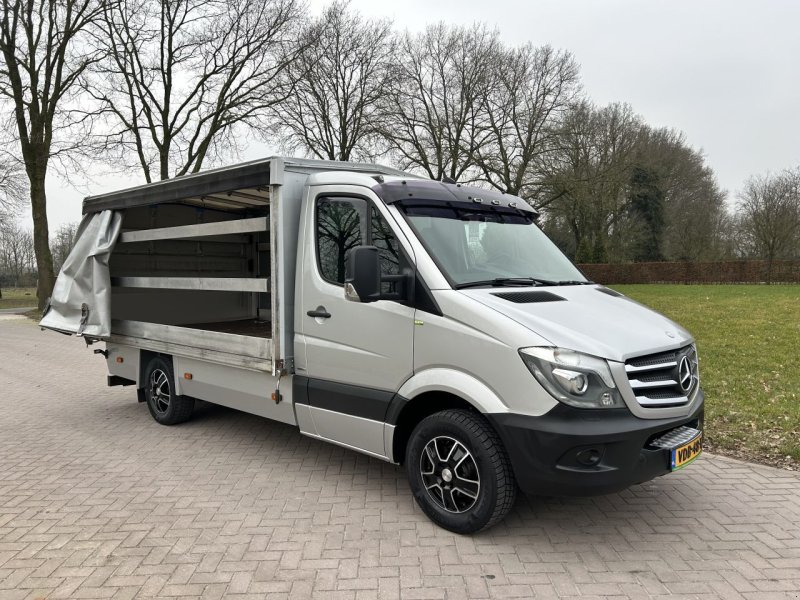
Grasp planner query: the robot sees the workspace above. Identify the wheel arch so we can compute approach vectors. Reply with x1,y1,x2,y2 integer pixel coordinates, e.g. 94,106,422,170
140,351,195,425
138,350,175,400
139,350,159,386
388,368,508,464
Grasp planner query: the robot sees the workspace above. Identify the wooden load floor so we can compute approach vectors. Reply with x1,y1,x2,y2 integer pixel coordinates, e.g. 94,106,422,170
184,319,271,338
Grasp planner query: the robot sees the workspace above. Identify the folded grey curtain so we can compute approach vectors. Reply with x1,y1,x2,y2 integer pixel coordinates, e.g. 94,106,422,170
40,210,122,338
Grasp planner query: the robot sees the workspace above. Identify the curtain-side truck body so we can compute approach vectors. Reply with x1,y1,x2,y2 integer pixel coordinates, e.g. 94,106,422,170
41,157,704,533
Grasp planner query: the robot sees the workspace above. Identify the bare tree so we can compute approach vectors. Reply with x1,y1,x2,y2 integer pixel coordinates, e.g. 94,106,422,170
275,1,394,162
477,44,581,201
90,0,303,182
737,169,800,281
50,220,79,274
0,149,25,298
0,149,27,227
0,220,35,288
382,23,500,182
0,0,102,309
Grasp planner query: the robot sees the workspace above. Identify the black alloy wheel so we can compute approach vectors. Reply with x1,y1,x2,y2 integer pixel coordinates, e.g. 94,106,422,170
406,409,516,534
143,356,194,425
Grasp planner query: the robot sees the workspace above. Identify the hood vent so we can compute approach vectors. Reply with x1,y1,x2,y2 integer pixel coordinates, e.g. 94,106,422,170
596,286,623,298
492,290,565,303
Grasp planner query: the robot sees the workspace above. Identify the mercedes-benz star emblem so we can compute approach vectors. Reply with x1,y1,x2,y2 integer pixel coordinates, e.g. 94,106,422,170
678,356,693,393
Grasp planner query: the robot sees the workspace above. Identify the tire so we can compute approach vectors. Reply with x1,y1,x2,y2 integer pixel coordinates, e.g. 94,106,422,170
406,409,516,534
143,356,194,426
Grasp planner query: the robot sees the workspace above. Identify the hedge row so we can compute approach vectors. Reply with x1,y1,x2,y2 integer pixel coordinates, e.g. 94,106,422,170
577,260,800,284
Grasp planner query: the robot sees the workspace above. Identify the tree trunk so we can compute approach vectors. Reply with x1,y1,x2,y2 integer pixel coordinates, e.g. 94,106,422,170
160,151,170,181
29,173,55,310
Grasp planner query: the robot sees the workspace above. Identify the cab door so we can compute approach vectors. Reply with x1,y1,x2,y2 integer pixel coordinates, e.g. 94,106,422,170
295,186,415,458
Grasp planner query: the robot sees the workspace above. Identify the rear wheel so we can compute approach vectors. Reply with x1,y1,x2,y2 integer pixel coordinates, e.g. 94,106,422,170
406,409,516,534
143,356,194,425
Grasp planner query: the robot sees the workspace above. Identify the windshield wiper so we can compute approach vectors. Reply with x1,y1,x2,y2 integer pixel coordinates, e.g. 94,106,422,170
454,277,594,289
454,277,557,289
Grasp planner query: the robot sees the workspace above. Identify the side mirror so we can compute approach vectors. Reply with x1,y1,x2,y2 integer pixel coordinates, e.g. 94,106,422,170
345,246,381,303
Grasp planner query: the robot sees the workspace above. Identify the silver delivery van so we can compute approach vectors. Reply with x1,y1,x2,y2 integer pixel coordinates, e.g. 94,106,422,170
41,157,704,533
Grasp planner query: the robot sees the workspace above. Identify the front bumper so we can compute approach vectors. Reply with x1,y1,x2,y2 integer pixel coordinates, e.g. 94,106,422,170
486,390,704,497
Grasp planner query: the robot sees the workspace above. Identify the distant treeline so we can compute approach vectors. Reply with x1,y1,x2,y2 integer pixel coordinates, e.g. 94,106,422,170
0,222,79,290
1,0,799,308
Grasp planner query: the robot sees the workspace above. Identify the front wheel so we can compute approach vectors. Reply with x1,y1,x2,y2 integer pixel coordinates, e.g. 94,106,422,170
406,409,516,534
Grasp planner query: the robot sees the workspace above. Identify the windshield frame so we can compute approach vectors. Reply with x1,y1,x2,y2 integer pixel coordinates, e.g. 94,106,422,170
394,199,590,289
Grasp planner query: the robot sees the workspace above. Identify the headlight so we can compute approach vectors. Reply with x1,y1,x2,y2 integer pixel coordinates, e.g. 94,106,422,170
519,347,624,409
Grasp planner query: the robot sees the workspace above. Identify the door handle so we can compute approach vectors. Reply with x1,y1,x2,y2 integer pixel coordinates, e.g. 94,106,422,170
307,306,331,319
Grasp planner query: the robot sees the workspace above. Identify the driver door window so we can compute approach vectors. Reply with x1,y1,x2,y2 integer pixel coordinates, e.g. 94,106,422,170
315,196,408,294
316,197,367,285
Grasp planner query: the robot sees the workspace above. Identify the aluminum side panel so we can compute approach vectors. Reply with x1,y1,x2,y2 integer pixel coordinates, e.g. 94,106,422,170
172,356,295,425
105,344,140,384
273,169,308,374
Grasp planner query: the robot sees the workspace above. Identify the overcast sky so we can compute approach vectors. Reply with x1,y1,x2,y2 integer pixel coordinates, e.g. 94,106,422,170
42,0,800,229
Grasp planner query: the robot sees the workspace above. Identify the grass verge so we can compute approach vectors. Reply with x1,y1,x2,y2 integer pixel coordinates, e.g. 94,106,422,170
614,284,800,471
0,287,37,310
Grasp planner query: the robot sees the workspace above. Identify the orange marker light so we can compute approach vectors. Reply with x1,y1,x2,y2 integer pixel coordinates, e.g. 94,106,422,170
184,373,193,380
116,357,124,363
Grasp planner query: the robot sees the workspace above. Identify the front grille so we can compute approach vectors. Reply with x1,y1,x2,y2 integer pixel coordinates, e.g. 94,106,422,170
624,344,698,408
627,349,679,369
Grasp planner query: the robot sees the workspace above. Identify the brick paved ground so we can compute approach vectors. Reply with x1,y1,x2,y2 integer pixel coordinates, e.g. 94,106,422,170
1,316,799,600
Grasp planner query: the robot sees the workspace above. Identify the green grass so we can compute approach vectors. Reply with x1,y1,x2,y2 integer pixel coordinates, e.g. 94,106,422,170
0,287,37,309
614,284,800,468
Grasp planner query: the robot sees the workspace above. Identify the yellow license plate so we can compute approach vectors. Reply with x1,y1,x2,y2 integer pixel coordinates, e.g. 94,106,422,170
671,432,702,470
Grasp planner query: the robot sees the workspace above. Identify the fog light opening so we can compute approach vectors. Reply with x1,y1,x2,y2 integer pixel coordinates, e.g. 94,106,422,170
576,448,603,467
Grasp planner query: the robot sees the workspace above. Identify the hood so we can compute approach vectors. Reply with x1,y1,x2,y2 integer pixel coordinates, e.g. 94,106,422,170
459,285,693,362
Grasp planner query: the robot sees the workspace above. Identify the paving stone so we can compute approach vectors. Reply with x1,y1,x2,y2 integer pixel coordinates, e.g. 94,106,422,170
1,318,800,599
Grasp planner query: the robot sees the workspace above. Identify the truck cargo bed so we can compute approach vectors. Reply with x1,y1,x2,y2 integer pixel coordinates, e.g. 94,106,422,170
109,319,272,371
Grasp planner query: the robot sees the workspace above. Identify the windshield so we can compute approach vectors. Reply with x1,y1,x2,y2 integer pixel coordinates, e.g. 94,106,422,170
400,204,587,288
